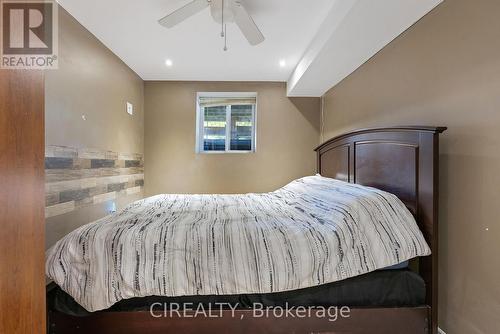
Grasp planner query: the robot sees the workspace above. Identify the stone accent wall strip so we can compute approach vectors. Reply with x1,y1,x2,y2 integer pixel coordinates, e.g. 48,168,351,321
45,146,144,217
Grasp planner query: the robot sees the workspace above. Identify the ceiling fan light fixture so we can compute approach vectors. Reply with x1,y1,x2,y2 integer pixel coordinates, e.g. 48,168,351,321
158,0,264,47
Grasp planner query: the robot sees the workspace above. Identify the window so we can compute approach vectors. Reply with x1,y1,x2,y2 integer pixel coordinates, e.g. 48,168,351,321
196,93,257,153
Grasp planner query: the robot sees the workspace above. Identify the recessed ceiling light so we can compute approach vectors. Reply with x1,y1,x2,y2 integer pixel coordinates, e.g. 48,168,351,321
279,60,286,68
165,59,173,67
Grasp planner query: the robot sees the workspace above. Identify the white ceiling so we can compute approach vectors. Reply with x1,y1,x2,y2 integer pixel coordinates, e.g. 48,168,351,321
57,0,335,82
57,0,443,96
287,0,443,96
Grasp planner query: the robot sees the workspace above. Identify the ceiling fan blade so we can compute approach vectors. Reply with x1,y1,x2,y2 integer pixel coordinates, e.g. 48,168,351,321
158,0,209,28
234,4,265,46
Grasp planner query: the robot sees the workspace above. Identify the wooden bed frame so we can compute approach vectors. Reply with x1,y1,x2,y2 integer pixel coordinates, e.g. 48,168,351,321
48,126,446,334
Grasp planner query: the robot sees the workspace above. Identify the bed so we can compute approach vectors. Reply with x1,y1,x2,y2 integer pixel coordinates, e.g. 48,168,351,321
46,126,446,334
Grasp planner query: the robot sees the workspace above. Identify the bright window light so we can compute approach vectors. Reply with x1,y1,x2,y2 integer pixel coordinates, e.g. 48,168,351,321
196,93,257,153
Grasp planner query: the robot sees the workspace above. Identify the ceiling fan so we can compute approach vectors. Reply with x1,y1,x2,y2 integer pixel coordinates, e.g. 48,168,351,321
158,0,265,51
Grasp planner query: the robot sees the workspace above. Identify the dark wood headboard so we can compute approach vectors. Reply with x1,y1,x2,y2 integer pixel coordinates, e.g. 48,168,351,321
315,126,446,333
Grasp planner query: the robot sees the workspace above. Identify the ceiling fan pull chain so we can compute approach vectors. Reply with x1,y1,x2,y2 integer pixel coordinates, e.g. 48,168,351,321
221,0,225,37
224,24,228,51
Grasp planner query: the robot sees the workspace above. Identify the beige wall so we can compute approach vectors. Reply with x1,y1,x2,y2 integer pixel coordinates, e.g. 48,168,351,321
44,8,145,248
321,0,500,333
144,81,319,195
45,9,144,154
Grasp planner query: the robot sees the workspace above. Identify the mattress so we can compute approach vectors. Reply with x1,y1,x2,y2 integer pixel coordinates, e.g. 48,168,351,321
46,175,430,312
48,269,425,317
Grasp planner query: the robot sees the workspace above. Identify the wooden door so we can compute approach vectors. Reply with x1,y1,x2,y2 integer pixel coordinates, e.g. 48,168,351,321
0,70,46,334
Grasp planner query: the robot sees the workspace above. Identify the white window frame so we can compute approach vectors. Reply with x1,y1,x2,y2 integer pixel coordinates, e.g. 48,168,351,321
196,92,257,154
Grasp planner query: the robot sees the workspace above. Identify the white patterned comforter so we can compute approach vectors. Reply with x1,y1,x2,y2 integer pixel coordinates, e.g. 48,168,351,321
46,175,430,312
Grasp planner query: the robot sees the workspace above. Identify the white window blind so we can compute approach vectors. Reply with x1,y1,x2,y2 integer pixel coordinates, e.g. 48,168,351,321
198,97,257,107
